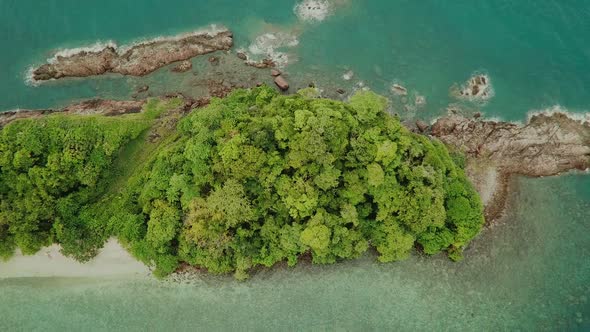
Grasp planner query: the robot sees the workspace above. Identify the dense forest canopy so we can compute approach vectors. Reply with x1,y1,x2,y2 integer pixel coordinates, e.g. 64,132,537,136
0,87,484,278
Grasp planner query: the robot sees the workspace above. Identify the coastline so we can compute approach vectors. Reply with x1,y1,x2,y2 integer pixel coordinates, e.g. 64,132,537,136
0,238,149,279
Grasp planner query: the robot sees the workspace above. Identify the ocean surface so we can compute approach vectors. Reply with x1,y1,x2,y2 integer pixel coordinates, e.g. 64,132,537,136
0,0,589,330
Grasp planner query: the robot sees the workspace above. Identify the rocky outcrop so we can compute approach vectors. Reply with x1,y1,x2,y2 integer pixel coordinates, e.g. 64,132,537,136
274,75,289,91
0,100,146,127
431,113,590,220
453,74,493,101
31,29,233,81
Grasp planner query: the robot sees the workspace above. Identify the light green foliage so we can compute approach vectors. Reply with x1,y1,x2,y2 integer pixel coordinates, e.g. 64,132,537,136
0,87,484,278
116,87,484,277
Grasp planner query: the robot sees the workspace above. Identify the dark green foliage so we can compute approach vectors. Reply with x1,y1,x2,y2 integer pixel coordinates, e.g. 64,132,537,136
0,114,148,260
119,87,484,278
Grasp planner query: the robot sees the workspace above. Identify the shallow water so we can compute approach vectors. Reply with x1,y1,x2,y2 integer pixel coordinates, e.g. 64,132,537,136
0,0,589,330
1,175,588,331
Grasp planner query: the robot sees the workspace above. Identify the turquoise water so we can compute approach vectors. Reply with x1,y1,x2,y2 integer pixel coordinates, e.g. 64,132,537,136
1,176,588,331
0,0,589,330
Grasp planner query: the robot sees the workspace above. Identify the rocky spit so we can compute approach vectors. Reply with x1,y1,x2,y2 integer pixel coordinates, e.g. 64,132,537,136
0,100,146,127
431,113,590,220
31,29,233,81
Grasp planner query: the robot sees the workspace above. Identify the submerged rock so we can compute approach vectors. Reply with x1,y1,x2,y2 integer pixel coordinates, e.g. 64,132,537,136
246,58,276,69
136,85,149,93
31,28,233,81
391,84,408,96
236,52,247,60
171,60,193,73
270,69,281,77
342,70,354,81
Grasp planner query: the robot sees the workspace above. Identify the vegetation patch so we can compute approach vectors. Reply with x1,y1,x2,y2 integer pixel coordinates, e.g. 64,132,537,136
0,87,484,278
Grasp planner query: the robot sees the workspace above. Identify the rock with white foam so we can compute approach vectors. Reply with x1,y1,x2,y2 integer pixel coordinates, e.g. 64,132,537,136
342,70,354,81
31,26,233,81
455,74,493,101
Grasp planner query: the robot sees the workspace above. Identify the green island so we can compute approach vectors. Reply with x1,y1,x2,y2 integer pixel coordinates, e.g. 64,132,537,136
0,86,483,279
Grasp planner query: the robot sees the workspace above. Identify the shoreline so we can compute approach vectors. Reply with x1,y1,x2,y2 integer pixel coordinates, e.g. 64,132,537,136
0,238,150,279
429,112,590,221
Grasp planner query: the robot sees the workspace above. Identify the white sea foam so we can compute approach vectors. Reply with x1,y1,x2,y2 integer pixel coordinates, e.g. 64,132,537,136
294,0,332,22
117,24,229,54
246,32,299,67
342,69,354,81
527,105,590,124
454,72,494,103
24,66,41,86
49,41,117,64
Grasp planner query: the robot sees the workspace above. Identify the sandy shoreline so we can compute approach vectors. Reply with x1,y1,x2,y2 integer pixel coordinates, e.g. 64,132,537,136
0,238,150,279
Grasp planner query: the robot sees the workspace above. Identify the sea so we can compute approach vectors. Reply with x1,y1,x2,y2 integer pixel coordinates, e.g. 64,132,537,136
0,0,589,330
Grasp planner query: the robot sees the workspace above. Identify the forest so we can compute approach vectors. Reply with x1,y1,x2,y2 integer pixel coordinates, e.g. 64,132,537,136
0,87,484,278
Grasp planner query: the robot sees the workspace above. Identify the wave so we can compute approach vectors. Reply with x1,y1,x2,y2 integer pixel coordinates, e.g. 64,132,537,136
527,105,590,124
117,24,228,54
49,41,118,64
246,32,299,67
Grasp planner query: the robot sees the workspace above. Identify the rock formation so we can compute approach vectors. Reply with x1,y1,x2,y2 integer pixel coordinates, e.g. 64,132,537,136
31,29,233,81
274,75,290,91
453,74,493,101
0,100,146,127
431,113,590,220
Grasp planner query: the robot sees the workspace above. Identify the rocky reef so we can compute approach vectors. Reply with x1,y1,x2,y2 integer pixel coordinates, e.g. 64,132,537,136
452,74,493,101
431,113,590,220
31,29,233,81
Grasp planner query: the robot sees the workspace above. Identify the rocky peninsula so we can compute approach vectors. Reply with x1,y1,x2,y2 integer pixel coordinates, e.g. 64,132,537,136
430,113,590,220
31,28,233,81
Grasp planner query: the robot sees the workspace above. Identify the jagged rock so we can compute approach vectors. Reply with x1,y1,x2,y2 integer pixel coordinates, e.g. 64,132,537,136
32,29,233,81
415,120,429,132
171,60,192,73
274,75,289,91
246,58,276,69
431,113,590,220
236,52,247,60
455,74,492,101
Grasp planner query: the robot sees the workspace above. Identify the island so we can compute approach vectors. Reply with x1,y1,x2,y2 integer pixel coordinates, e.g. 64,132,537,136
1,84,588,279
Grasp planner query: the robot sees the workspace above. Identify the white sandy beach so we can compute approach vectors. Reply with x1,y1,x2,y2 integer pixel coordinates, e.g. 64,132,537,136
0,238,150,278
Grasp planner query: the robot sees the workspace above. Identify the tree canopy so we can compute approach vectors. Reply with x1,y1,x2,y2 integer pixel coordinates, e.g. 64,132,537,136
0,87,484,278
